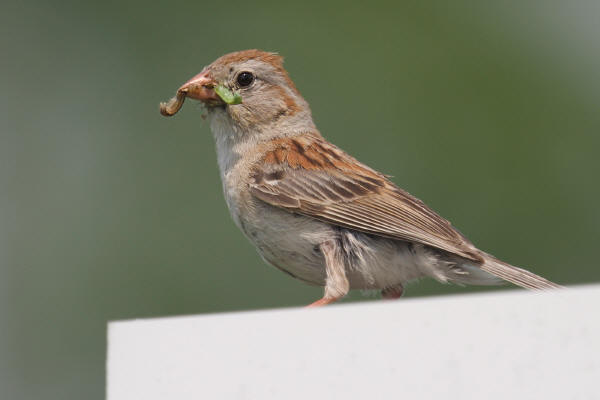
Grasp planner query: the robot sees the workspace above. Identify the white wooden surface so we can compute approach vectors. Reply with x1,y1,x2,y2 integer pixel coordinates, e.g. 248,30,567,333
107,285,599,399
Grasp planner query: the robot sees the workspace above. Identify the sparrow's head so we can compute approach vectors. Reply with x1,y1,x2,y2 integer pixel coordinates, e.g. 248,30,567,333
161,50,316,136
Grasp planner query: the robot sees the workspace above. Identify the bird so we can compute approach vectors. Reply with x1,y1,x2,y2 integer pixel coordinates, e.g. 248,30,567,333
160,49,563,306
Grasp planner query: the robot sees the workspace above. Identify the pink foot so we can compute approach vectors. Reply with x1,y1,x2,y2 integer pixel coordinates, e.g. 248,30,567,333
306,297,340,307
381,285,404,300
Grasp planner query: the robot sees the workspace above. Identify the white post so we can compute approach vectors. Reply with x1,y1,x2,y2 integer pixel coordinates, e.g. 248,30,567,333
107,285,599,399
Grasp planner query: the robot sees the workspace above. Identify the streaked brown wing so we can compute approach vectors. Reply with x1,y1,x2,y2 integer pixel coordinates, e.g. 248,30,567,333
250,134,482,262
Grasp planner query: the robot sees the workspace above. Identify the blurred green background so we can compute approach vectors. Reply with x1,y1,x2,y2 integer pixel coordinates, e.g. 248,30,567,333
2,0,599,398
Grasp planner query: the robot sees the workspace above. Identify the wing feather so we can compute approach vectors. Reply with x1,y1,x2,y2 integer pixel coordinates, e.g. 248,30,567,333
250,134,482,262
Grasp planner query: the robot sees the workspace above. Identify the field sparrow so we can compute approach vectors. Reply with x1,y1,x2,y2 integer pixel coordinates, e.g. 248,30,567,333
160,50,562,306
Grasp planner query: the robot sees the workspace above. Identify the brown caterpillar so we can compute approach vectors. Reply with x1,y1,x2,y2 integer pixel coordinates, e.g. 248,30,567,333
159,91,187,117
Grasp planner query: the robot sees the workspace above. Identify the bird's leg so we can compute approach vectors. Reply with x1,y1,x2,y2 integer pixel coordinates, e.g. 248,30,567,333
306,239,349,307
381,284,404,300
306,297,339,307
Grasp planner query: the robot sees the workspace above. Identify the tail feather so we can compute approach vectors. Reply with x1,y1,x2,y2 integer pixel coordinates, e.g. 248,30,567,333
479,253,564,290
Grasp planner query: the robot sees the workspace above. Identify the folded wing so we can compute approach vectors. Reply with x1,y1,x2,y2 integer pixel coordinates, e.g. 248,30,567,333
250,134,482,262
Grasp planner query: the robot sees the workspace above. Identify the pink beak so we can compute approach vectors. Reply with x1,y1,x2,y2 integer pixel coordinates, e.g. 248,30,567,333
177,69,222,104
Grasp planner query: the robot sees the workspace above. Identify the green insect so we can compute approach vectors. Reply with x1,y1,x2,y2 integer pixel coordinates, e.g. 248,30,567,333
214,84,243,105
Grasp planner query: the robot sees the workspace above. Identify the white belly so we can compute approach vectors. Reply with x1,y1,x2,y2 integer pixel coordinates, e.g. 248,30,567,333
238,203,331,286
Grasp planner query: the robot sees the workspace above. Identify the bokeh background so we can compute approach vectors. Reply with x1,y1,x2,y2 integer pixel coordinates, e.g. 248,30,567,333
2,1,599,399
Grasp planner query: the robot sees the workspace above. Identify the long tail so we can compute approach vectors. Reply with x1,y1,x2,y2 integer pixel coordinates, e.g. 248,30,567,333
479,253,564,290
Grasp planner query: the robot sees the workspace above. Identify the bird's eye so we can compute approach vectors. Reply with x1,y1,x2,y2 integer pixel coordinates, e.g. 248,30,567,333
236,71,254,87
